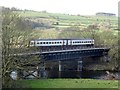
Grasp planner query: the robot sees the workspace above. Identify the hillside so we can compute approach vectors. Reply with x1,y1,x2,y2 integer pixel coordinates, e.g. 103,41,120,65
17,10,118,30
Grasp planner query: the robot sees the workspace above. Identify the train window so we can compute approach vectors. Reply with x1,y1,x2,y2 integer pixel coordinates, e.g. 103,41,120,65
52,42,54,44
43,42,45,44
46,42,48,44
37,42,39,44
49,42,51,44
55,42,56,44
60,42,62,43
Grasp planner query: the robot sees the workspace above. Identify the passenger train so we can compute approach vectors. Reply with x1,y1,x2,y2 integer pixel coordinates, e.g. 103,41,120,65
30,39,94,47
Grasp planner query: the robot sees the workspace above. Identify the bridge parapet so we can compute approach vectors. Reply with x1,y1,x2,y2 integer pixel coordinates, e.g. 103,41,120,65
39,45,110,52
40,47,110,61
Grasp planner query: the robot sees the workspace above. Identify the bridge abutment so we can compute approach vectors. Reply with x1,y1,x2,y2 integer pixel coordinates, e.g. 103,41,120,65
58,61,62,78
77,60,83,72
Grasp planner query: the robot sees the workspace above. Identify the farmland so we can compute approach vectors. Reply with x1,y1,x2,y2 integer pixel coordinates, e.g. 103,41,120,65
18,10,117,30
17,10,118,40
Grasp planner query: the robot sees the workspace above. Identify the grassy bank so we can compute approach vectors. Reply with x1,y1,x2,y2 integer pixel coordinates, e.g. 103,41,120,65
18,79,118,88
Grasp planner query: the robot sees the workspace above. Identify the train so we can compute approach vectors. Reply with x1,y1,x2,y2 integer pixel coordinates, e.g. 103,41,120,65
29,39,94,47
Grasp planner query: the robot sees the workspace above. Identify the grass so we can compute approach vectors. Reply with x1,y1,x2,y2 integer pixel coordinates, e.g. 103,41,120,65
18,79,118,88
17,10,117,29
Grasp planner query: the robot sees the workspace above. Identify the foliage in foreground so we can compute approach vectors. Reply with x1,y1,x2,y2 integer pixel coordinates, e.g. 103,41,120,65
2,7,38,88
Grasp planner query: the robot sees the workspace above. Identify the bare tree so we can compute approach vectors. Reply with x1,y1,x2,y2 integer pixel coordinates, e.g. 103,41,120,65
2,7,39,88
0,6,2,90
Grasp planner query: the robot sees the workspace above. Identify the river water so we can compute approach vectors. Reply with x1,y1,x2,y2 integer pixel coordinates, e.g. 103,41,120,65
10,70,120,80
47,70,120,79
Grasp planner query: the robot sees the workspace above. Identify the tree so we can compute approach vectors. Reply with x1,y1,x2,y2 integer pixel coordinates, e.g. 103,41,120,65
2,7,39,88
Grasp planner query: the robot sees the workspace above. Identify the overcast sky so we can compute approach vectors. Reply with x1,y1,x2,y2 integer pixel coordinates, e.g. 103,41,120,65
0,0,119,15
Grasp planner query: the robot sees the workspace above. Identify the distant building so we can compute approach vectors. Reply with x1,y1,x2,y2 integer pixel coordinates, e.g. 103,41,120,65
96,12,116,16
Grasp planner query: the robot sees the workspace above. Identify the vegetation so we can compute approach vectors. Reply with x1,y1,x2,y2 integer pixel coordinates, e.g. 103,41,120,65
1,7,119,88
19,10,118,71
2,7,39,88
2,7,119,71
18,10,117,29
16,79,118,88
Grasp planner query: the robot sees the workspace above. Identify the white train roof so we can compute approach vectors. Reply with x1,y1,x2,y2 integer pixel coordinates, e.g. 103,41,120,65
31,38,94,41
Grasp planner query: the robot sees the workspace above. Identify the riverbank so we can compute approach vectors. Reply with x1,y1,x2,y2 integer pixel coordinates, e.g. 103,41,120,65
16,79,118,88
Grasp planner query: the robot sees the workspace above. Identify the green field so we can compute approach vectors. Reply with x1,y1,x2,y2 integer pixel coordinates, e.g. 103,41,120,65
18,79,118,88
18,10,118,29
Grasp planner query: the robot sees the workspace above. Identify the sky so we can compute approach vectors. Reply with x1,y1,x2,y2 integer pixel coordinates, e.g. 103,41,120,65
0,0,119,15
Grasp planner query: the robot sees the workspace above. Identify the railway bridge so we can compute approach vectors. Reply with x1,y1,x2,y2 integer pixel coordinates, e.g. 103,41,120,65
16,46,110,79
40,47,110,61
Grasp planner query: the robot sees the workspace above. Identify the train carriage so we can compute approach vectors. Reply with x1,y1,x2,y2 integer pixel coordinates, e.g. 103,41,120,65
30,39,67,47
68,39,94,46
29,38,94,50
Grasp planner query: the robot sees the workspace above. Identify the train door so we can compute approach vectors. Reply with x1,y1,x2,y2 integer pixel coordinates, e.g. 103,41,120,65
62,40,65,49
67,40,71,49
66,39,68,49
66,39,68,45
